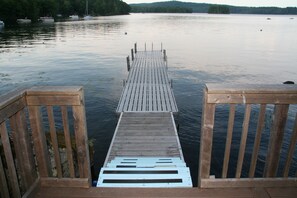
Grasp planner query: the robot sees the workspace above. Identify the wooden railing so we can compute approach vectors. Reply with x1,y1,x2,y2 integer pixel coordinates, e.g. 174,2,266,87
199,84,297,188
0,87,91,198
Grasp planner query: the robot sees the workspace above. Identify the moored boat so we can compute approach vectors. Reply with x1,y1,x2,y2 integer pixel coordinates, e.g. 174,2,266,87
17,18,32,24
0,20,4,29
69,15,79,20
39,17,54,23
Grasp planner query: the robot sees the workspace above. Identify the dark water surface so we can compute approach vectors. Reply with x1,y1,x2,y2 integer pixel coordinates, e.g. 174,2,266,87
1,14,297,185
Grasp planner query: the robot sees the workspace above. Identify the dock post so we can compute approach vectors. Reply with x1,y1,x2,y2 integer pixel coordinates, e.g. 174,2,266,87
163,49,167,61
170,79,173,88
161,43,163,52
131,49,134,61
126,56,130,71
134,43,137,53
145,43,146,51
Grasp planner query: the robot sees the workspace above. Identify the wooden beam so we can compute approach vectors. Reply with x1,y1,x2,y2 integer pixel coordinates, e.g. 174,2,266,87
10,110,37,191
264,104,289,177
0,149,10,198
0,96,26,123
40,178,90,188
200,178,297,188
0,122,21,197
222,104,235,178
28,106,51,177
198,88,216,187
72,91,91,186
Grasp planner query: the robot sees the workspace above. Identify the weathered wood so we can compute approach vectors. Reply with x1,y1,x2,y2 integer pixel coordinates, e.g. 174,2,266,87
249,104,266,178
0,122,21,198
206,84,297,94
236,104,251,178
61,106,75,178
10,110,37,190
283,113,297,177
26,86,83,106
200,177,297,188
265,104,289,177
222,104,235,178
40,178,89,188
26,95,82,106
32,186,261,198
198,88,216,187
28,106,51,177
0,145,10,198
73,103,91,184
47,106,63,178
134,43,137,53
207,93,297,104
0,95,26,123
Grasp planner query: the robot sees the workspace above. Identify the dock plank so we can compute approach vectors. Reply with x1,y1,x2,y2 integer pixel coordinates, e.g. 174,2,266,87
117,50,177,113
106,112,183,163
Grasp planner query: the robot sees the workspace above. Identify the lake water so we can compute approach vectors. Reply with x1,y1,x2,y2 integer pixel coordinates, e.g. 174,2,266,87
1,13,297,186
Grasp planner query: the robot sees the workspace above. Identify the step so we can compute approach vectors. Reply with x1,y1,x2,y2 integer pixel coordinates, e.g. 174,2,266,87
97,167,192,188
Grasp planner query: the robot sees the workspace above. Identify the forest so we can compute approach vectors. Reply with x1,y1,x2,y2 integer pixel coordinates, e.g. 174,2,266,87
130,1,297,15
208,5,230,14
0,0,131,24
131,6,192,13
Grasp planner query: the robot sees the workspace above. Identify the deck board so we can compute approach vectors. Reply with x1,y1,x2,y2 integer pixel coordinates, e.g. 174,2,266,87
33,186,297,198
117,51,177,113
105,112,183,163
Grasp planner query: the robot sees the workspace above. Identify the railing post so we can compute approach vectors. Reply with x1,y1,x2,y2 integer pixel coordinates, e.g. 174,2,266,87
10,110,37,190
131,49,134,61
28,106,51,177
198,87,216,188
264,104,289,177
126,56,130,71
73,89,91,186
134,43,137,54
163,49,167,61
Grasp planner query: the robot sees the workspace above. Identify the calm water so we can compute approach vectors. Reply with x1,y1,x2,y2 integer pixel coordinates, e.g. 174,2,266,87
1,13,297,185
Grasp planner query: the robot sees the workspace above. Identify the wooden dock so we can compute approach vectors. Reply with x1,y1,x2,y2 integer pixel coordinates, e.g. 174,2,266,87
97,47,192,187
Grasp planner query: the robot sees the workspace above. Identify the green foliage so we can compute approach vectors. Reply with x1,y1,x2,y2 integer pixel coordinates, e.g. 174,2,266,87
130,1,297,15
208,5,230,14
131,6,192,13
0,0,131,25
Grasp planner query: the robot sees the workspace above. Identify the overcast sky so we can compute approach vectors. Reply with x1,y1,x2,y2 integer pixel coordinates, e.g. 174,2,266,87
125,0,297,8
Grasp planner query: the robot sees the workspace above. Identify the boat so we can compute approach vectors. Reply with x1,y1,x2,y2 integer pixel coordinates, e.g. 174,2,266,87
39,17,54,24
17,18,32,24
0,20,4,29
69,15,79,20
83,0,92,20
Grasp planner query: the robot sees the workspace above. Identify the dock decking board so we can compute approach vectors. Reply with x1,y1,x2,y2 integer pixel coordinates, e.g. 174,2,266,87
105,112,183,164
117,51,178,113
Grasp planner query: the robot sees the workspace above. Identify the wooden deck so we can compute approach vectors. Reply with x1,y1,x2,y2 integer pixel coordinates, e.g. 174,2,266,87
32,186,297,198
116,51,178,113
104,112,183,165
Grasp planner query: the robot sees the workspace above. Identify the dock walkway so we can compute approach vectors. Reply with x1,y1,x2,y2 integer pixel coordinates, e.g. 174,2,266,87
97,47,192,187
116,50,178,113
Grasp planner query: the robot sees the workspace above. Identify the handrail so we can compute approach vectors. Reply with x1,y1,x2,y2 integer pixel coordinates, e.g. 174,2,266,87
199,84,297,188
0,87,91,198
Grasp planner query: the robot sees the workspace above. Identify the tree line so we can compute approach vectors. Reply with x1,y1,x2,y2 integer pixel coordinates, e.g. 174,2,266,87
208,5,230,14
131,6,192,13
0,0,131,24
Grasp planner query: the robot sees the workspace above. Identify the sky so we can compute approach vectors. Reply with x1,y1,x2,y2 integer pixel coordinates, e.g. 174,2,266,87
125,0,297,8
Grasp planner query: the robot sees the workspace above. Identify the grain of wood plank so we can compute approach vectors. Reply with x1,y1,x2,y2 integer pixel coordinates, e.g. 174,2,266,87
47,106,63,178
0,152,10,198
0,122,21,198
236,104,251,178
61,106,75,178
